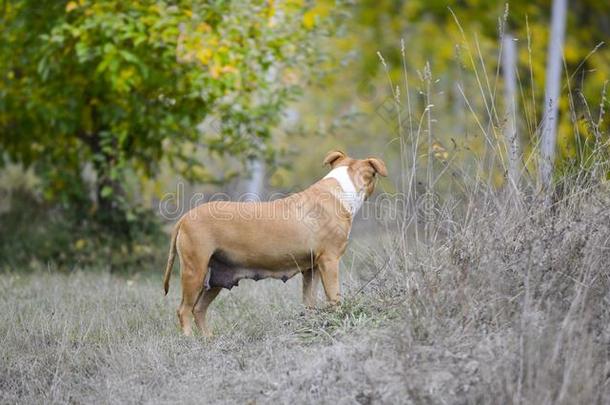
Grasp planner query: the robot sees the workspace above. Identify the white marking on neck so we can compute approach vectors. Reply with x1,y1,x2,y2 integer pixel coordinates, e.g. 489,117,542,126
323,166,365,216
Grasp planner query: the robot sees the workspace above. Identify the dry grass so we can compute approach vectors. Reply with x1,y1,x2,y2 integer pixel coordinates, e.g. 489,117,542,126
1,181,610,404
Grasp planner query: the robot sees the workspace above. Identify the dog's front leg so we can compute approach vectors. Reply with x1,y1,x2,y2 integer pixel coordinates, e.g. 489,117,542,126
302,268,320,308
318,257,341,305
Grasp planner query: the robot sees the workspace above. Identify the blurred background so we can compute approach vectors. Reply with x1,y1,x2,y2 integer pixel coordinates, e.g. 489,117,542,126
1,0,609,271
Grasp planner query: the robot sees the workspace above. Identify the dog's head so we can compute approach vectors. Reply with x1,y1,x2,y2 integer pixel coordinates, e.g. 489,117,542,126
323,150,388,197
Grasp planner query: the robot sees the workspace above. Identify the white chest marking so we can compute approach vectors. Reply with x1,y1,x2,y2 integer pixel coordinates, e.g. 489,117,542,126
323,166,365,216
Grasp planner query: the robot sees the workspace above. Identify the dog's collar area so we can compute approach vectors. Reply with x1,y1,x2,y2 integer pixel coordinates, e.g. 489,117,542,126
323,166,365,216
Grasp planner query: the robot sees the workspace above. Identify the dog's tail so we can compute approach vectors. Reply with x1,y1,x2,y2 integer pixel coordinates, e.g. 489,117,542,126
163,218,183,295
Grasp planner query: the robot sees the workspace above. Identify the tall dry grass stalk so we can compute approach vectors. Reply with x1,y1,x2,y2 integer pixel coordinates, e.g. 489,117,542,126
370,11,610,403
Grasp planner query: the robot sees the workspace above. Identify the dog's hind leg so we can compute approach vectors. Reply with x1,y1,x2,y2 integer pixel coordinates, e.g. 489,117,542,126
176,232,213,336
177,263,206,336
193,287,222,337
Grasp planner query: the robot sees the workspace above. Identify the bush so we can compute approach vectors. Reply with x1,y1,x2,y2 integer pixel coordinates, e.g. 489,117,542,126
0,189,164,272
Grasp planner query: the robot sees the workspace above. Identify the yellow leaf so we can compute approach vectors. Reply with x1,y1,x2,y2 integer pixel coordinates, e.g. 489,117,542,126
196,48,212,65
196,23,211,33
302,10,316,29
74,239,86,250
303,3,332,27
286,0,304,8
564,42,580,63
66,1,79,12
267,0,276,26
577,118,594,141
432,141,449,161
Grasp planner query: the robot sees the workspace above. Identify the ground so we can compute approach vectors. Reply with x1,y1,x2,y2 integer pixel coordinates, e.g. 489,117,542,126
0,267,489,404
2,190,610,404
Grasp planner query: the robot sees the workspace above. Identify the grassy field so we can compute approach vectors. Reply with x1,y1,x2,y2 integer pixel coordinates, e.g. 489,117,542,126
1,185,610,404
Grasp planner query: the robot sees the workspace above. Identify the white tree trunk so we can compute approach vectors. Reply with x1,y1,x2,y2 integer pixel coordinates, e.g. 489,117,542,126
540,0,568,190
502,33,520,190
244,158,265,201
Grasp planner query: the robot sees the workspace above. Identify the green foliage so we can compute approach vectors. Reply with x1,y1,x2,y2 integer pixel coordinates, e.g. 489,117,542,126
0,189,164,271
0,1,328,270
0,0,321,221
0,0,322,266
294,1,610,189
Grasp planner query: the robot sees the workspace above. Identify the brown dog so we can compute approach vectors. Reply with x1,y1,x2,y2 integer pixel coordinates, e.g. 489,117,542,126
163,151,387,336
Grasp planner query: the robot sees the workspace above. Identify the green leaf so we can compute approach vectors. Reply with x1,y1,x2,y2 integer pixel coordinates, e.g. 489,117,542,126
100,186,113,198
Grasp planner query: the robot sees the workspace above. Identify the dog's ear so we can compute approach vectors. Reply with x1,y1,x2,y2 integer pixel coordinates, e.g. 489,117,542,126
323,150,346,167
367,158,388,177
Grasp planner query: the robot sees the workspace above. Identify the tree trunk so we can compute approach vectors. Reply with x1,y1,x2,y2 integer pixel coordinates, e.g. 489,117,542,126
78,130,129,234
502,33,521,191
243,158,265,201
540,0,568,191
